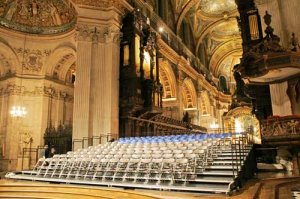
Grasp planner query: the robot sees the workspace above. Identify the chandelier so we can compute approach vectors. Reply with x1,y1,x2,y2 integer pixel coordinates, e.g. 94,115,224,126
10,35,27,118
10,106,27,118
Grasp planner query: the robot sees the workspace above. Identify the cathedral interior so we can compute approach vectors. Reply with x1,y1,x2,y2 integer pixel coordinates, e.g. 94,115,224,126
0,0,300,198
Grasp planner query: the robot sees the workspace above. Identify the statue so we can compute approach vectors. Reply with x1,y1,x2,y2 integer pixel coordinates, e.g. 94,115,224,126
291,32,300,52
233,70,246,99
182,112,189,123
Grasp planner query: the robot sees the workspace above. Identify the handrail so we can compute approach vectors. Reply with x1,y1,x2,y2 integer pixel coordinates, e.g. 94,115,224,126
72,134,112,151
126,116,186,130
229,132,250,188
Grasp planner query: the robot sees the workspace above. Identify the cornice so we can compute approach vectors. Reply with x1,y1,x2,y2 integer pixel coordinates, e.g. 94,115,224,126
72,0,133,14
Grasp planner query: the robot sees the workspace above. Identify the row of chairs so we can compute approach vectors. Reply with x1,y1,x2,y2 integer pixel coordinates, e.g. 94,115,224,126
118,133,233,143
31,133,240,186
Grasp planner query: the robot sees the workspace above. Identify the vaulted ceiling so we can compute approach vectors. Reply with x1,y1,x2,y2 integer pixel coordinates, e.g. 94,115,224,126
145,0,243,88
175,0,241,82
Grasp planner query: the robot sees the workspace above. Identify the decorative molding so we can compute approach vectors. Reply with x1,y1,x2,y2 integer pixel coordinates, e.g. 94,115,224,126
14,48,51,72
0,82,74,102
76,25,122,44
261,116,300,138
72,0,131,13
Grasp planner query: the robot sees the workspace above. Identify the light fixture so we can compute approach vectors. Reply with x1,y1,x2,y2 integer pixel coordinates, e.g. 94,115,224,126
210,122,219,129
184,107,197,111
235,118,243,133
158,27,164,33
10,106,27,118
10,35,27,118
162,97,176,102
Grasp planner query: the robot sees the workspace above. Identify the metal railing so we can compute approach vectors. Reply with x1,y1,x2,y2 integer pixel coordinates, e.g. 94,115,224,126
120,116,207,138
230,134,248,179
21,146,44,170
72,134,112,151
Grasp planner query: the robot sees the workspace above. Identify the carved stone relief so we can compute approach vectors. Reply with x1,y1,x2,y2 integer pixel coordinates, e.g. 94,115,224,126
18,131,33,155
14,48,51,72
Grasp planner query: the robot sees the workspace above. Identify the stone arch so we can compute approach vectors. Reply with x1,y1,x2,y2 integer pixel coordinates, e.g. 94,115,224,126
159,60,177,99
200,90,211,116
224,106,261,143
176,0,198,35
182,78,197,109
0,39,19,77
45,45,76,82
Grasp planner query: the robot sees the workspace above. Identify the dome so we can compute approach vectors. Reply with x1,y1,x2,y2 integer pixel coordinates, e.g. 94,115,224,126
0,0,77,35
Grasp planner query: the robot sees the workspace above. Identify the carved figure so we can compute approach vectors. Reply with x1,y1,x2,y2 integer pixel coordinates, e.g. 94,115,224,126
5,0,17,20
263,11,271,27
31,0,38,16
233,71,246,98
50,3,61,25
18,131,33,155
19,1,29,18
291,32,300,52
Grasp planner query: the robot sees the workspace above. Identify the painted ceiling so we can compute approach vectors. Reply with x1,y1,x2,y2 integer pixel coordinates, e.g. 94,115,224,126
167,0,243,85
139,0,245,86
0,0,77,34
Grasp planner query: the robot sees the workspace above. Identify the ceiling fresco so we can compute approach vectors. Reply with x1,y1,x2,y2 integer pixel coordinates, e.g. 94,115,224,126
211,20,240,40
199,0,237,15
0,0,76,34
167,0,243,87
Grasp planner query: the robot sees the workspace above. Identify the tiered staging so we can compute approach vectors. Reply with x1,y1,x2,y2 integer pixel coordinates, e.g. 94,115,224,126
6,133,252,194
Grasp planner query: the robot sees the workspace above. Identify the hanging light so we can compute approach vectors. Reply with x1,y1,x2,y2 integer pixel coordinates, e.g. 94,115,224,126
10,35,27,118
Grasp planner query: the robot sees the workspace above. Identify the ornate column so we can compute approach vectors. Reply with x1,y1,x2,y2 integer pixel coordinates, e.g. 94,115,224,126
72,1,126,148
